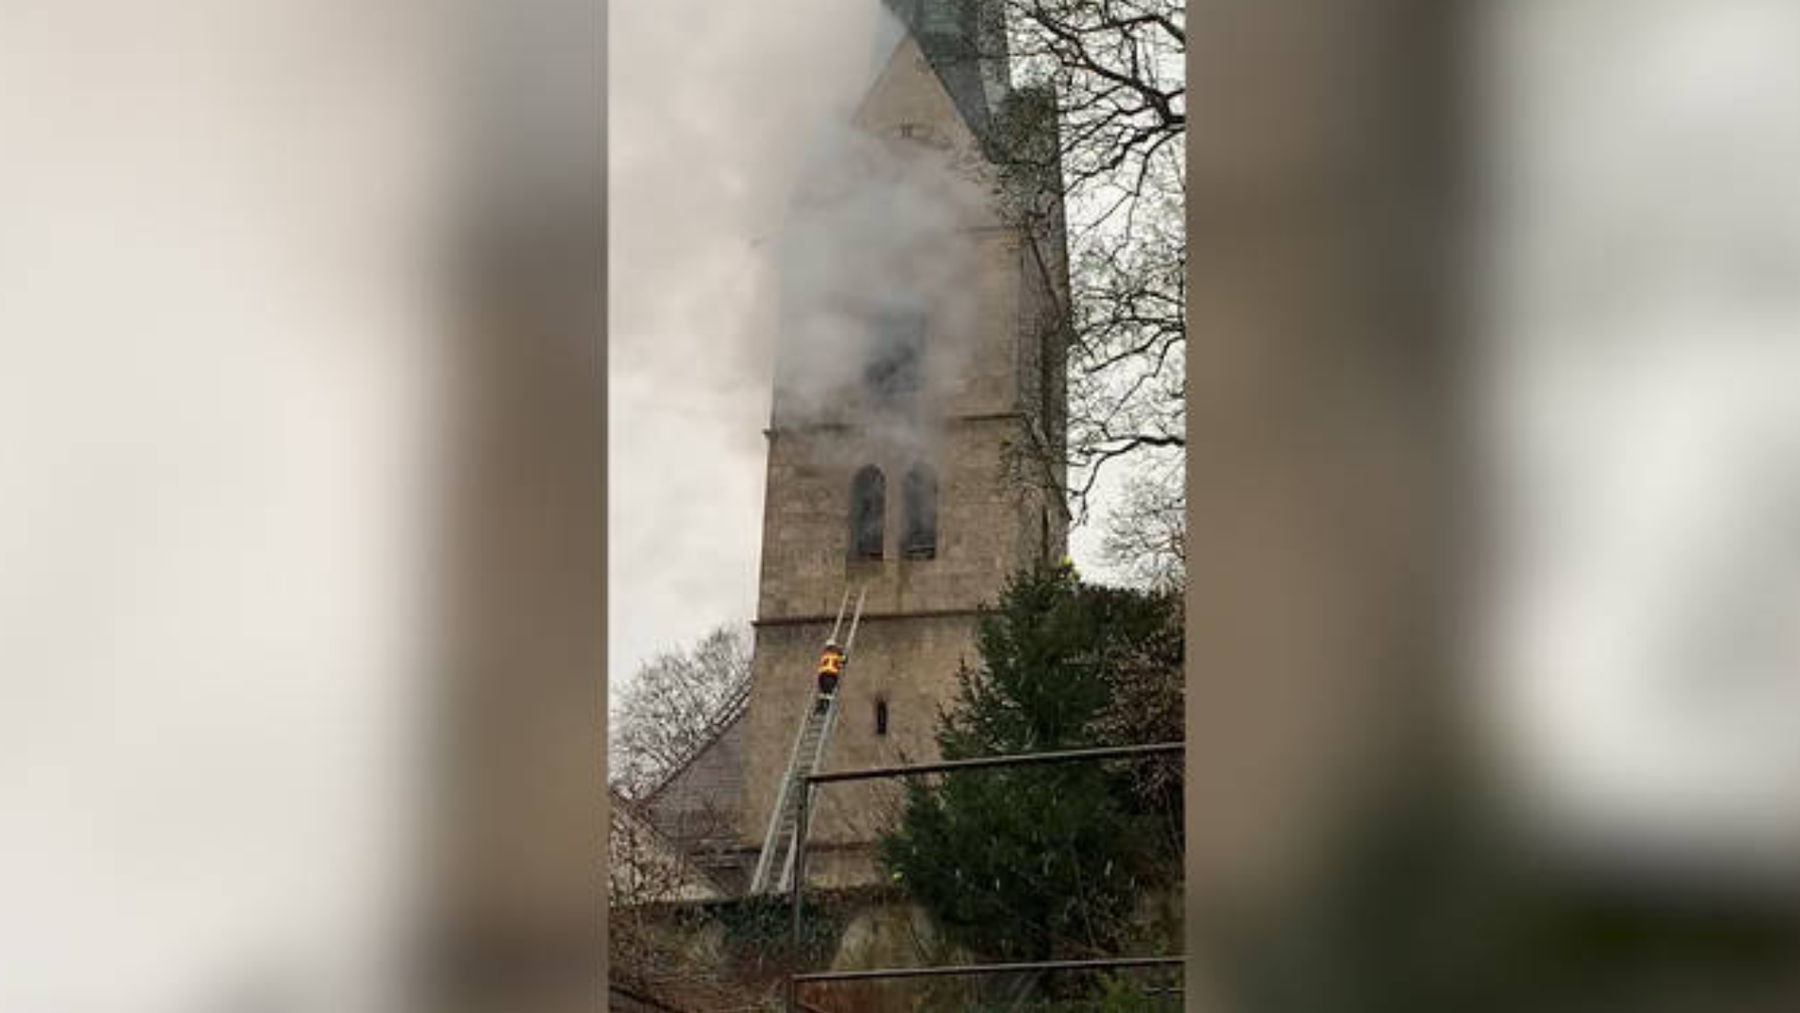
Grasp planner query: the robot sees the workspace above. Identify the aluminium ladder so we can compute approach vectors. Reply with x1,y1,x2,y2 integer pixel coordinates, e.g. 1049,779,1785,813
748,585,868,895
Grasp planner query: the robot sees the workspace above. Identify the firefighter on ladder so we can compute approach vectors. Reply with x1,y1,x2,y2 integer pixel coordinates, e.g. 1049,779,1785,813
815,639,844,714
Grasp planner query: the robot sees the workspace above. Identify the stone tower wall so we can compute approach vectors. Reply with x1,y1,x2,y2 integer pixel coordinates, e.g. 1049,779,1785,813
739,27,1067,883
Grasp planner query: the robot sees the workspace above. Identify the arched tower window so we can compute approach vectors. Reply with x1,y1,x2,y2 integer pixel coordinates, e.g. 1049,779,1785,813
902,463,938,559
849,466,886,560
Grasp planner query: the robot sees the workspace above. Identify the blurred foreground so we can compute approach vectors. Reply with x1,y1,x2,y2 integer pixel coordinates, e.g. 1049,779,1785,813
0,1,601,1010
1188,2,1800,1011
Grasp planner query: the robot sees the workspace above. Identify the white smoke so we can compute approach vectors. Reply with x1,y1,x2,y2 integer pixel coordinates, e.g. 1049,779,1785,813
610,0,1018,679
771,99,1000,466
608,0,891,683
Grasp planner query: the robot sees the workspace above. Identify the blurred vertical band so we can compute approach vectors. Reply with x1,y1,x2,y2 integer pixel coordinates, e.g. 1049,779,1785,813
1184,1,1465,1009
0,0,604,1008
420,0,604,1010
1187,2,1800,1011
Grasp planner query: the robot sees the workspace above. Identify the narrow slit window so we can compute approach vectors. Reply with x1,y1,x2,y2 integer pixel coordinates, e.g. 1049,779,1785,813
875,699,889,736
849,465,886,560
902,463,938,559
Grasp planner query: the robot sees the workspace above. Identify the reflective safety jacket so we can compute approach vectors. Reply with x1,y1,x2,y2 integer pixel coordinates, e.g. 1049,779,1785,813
817,647,844,678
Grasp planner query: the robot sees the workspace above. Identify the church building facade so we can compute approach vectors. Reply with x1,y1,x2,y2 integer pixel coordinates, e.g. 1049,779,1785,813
645,0,1070,893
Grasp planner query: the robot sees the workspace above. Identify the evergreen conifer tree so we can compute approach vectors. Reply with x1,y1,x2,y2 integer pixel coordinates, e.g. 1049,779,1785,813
877,564,1182,968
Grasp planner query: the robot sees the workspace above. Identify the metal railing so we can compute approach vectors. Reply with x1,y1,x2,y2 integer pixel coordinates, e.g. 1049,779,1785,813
785,740,1185,1011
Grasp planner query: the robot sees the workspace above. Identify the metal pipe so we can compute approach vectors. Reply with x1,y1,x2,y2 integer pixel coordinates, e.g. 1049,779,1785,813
805,741,1184,785
787,780,810,1012
792,954,1184,983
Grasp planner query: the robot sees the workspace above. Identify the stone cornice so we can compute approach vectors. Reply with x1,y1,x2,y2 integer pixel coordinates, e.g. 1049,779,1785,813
763,409,1025,440
752,606,988,628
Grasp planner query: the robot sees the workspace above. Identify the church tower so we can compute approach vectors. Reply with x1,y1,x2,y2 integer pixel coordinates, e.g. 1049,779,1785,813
738,0,1071,887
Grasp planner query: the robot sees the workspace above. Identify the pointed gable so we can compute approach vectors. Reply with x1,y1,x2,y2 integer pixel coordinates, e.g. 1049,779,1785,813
852,34,1007,231
853,10,1000,152
857,34,971,143
880,0,1010,142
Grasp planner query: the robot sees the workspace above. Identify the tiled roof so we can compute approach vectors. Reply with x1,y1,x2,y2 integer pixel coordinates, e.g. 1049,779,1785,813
642,711,748,851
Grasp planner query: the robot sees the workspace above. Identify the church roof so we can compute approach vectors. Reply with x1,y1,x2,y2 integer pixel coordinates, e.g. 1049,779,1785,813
641,707,746,809
639,709,748,852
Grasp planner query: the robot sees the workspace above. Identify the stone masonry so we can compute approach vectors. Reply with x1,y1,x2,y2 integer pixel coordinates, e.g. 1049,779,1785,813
739,8,1070,889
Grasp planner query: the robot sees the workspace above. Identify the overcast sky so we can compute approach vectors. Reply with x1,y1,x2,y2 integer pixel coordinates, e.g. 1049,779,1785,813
607,0,1124,695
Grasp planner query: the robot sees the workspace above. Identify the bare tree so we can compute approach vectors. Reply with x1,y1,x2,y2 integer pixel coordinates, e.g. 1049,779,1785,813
966,0,1186,581
607,624,755,1007
607,624,760,1006
1101,462,1185,591
609,623,753,799
1002,2,1184,484
609,790,717,905
608,790,754,1011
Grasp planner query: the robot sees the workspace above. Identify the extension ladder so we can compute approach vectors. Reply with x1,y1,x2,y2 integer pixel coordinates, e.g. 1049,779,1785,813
748,585,867,895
